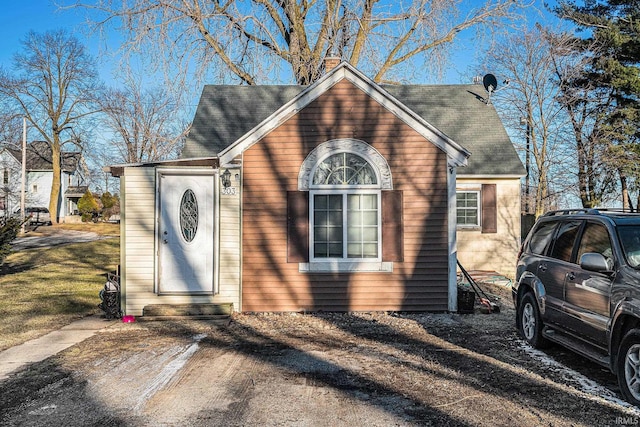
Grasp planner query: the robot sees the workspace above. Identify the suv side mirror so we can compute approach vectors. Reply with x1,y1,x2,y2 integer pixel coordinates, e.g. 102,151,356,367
580,252,613,273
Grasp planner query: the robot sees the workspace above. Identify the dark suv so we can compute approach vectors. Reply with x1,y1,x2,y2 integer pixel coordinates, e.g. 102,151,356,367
514,209,640,405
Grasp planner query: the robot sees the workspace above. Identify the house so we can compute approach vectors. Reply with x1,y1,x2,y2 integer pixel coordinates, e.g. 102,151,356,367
107,62,524,316
0,141,87,222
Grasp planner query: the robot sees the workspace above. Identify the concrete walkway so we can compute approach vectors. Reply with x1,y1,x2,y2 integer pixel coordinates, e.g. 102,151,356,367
0,315,117,380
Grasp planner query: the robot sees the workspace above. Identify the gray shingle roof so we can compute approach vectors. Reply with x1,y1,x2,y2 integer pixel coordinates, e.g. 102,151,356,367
6,141,82,172
182,86,304,159
182,83,524,176
385,85,525,176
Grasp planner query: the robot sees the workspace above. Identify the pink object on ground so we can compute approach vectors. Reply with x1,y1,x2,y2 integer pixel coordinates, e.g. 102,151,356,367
121,315,136,323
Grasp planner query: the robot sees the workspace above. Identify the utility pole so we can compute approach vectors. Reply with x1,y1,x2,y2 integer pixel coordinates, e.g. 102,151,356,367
20,117,26,234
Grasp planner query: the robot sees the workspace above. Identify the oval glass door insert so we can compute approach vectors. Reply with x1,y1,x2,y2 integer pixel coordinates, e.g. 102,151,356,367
180,189,198,242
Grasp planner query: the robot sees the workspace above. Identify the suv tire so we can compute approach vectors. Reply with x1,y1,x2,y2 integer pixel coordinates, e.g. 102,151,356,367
517,292,550,349
617,329,640,406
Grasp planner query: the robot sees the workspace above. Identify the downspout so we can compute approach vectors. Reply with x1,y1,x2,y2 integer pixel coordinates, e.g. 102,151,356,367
447,164,458,312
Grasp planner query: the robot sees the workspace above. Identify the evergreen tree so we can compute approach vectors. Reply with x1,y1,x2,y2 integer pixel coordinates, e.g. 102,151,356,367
556,0,640,208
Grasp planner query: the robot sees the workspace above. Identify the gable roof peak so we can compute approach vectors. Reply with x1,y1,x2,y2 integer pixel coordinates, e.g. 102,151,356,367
217,62,469,167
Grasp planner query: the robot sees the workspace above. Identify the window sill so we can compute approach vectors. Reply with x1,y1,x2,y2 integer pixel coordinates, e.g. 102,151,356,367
457,225,481,231
299,261,393,273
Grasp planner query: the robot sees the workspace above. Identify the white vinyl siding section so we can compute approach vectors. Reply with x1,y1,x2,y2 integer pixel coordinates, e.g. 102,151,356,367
218,170,241,310
121,166,241,316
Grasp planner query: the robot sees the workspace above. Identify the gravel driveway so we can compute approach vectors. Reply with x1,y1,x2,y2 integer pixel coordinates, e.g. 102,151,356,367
1,284,639,426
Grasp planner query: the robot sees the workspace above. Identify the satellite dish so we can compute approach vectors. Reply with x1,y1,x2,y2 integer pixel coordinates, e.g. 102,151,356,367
483,74,498,93
482,73,498,104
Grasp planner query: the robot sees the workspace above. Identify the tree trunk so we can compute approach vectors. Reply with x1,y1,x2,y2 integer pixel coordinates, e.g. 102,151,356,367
48,139,62,224
620,171,629,211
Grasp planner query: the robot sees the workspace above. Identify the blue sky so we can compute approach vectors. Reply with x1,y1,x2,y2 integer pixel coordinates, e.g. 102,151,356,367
0,0,118,82
0,0,563,88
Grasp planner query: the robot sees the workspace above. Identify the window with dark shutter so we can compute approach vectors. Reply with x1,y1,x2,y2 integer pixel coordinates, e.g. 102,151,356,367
382,190,403,261
287,191,309,262
481,184,497,234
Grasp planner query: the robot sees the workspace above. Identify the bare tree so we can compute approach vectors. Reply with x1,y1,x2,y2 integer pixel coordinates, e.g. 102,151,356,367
97,72,189,164
65,0,531,87
0,30,101,223
491,26,574,217
0,109,23,144
549,34,619,209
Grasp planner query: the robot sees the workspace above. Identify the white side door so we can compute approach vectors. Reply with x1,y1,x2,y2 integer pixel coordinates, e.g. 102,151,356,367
158,172,215,294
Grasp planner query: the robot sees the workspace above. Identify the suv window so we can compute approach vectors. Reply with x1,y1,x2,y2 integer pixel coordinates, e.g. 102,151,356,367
528,220,558,255
577,222,613,268
618,225,640,268
549,220,582,262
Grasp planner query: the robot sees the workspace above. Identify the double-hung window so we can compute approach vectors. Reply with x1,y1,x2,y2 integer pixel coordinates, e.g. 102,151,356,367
292,139,398,272
310,152,381,262
456,190,480,227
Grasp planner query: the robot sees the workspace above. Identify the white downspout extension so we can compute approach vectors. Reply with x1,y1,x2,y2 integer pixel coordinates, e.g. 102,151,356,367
447,164,458,312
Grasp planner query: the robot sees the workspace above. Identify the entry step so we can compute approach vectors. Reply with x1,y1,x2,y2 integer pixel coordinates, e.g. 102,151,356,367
142,303,233,318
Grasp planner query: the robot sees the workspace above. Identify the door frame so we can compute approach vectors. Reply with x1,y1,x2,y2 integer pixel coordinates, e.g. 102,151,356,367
154,168,220,295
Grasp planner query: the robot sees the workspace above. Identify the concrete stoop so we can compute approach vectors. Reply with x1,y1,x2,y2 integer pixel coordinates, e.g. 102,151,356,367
140,303,233,323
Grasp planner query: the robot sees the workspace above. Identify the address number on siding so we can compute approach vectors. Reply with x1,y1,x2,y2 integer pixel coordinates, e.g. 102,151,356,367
222,187,237,196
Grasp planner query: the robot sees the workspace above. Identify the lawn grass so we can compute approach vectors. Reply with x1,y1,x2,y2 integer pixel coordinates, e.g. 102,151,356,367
54,222,120,235
23,221,120,237
0,235,120,352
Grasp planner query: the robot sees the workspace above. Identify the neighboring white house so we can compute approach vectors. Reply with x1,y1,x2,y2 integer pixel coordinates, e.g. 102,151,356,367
0,141,87,222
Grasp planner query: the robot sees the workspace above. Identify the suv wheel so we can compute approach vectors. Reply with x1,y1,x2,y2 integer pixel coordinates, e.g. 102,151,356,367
617,329,640,405
517,292,549,348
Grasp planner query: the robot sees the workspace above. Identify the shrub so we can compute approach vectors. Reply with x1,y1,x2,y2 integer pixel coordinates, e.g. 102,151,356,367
0,217,22,264
77,190,100,222
100,191,117,221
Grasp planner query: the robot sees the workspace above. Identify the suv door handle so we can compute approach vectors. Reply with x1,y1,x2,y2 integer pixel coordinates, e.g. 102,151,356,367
539,264,547,272
567,272,575,281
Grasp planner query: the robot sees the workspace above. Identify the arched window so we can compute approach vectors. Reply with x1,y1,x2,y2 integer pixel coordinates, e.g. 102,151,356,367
312,152,377,186
311,156,379,259
300,140,388,263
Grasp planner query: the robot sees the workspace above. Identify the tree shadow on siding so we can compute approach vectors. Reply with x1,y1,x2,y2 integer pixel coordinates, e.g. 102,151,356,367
242,78,454,311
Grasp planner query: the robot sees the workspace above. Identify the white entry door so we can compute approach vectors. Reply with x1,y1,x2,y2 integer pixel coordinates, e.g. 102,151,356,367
158,172,215,294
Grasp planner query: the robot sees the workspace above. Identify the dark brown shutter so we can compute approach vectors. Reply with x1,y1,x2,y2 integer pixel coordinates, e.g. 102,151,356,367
482,184,497,234
287,191,309,262
382,190,404,262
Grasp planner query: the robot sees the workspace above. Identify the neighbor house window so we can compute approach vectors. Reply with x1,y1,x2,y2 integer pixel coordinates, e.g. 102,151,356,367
32,184,38,193
3,170,8,185
311,152,380,261
456,191,480,226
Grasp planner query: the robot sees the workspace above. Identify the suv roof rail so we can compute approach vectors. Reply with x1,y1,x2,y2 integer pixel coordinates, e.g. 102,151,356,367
543,209,600,217
542,207,640,217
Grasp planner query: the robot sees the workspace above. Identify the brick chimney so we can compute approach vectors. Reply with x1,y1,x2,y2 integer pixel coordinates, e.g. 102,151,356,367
324,57,341,73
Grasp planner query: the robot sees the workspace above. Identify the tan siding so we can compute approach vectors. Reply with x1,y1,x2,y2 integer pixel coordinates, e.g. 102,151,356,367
456,177,521,278
241,79,450,312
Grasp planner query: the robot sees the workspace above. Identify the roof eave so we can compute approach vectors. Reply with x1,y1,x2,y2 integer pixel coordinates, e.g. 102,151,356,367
104,157,219,177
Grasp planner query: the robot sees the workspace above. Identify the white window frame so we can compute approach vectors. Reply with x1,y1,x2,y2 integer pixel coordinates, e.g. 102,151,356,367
298,140,394,273
310,189,382,263
456,190,480,228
